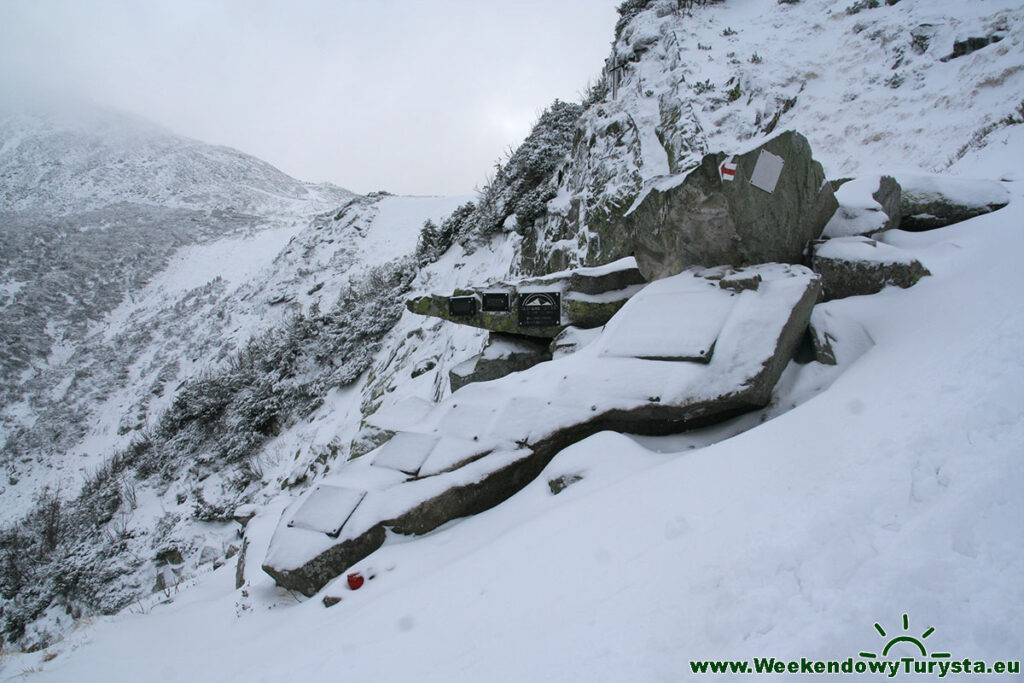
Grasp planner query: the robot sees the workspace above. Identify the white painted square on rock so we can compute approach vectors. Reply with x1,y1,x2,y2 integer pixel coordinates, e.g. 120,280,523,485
598,291,736,362
371,431,440,475
749,149,785,193
287,485,366,537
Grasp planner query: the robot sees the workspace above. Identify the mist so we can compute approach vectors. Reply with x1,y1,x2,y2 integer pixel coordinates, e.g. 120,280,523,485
0,0,622,196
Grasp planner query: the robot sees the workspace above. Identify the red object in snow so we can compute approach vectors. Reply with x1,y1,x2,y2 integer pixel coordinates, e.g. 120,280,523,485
347,572,364,590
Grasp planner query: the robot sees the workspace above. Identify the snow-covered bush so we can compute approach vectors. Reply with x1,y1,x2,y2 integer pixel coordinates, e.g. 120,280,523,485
456,100,582,244
0,257,420,645
416,201,475,265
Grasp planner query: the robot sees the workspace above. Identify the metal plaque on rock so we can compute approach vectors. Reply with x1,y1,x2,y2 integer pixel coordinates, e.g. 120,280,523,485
481,292,510,312
517,292,561,327
449,296,477,317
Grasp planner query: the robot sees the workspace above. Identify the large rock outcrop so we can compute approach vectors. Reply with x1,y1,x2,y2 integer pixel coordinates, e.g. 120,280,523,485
263,264,821,596
614,130,837,281
406,257,646,339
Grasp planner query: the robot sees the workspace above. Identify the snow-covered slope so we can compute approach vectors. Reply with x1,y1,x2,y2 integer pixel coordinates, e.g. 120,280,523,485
9,174,1023,682
0,99,350,215
2,0,1023,676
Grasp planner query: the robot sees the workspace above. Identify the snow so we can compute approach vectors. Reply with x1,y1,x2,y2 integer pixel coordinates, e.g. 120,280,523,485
814,235,921,265
14,185,1024,682
355,194,472,269
5,0,1024,679
597,287,735,361
822,175,890,238
895,172,1011,209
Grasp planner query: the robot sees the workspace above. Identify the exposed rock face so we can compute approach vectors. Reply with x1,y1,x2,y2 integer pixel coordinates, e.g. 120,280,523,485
616,130,837,281
450,334,552,392
943,34,1004,61
263,264,821,596
811,236,930,300
406,257,646,339
897,174,1010,231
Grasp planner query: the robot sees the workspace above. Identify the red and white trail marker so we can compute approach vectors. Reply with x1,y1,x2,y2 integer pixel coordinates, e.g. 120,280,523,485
719,156,737,182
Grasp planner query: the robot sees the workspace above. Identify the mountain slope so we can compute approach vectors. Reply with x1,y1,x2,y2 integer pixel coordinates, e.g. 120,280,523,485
2,0,1023,673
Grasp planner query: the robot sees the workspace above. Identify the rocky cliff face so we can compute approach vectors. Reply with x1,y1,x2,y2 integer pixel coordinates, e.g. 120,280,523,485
509,0,1024,275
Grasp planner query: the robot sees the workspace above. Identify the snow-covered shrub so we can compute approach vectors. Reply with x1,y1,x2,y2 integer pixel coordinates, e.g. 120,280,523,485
415,201,474,265
456,100,582,244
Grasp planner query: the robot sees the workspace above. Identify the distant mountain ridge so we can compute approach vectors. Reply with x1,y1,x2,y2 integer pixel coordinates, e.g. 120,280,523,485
0,100,352,215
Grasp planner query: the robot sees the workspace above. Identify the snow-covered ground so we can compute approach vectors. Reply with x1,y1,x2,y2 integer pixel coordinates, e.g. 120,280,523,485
3,0,1023,678
8,163,1022,683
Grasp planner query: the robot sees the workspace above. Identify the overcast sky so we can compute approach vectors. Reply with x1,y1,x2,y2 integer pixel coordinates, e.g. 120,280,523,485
0,0,622,196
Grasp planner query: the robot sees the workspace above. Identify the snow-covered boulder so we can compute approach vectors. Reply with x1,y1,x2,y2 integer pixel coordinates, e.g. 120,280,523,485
449,333,552,392
263,263,821,596
822,175,901,238
619,130,837,281
896,174,1009,231
811,236,930,300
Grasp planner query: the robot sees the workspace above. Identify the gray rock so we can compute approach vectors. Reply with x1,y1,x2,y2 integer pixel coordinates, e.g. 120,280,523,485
407,257,645,339
449,334,552,392
823,175,902,237
898,174,1010,231
811,236,930,300
622,130,837,281
942,35,1004,61
872,176,902,231
199,544,220,565
234,536,249,589
263,264,820,597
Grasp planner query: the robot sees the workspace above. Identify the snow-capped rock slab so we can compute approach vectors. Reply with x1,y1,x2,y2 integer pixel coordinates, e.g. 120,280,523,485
371,432,439,475
811,236,931,300
598,289,735,362
449,333,551,392
895,173,1009,231
286,485,367,537
264,263,821,596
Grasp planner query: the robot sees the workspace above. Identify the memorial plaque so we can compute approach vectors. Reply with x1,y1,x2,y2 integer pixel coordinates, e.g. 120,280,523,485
749,150,785,193
481,292,510,312
517,292,561,327
449,296,477,317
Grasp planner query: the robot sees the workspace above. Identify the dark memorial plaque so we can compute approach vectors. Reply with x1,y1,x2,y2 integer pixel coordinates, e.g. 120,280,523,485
481,292,510,312
449,296,477,317
517,292,560,327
